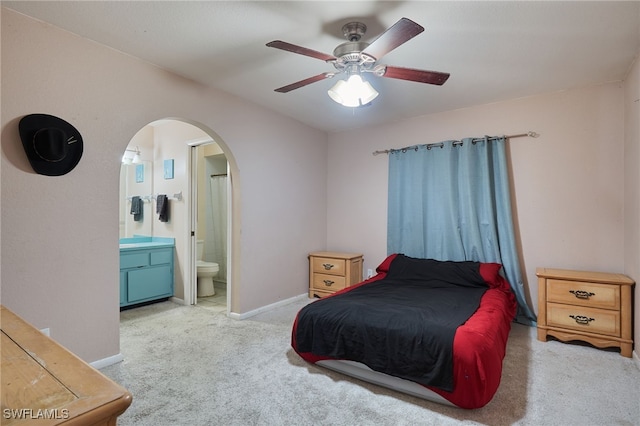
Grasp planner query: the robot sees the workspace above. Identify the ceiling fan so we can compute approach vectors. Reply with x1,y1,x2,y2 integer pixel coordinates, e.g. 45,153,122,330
266,17,450,107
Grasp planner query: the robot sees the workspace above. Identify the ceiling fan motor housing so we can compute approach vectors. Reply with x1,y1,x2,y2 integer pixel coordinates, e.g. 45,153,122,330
341,21,367,41
333,22,376,72
333,41,369,61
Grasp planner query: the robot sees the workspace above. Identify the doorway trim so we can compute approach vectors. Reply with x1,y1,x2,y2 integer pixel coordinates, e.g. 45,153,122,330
186,137,233,313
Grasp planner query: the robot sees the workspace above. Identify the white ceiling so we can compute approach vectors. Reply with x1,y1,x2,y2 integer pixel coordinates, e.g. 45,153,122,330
4,1,640,133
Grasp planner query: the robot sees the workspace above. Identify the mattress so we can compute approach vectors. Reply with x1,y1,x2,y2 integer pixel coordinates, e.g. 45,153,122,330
292,254,517,409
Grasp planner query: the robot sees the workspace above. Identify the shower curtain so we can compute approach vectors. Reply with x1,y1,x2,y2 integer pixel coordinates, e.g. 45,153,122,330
207,175,228,283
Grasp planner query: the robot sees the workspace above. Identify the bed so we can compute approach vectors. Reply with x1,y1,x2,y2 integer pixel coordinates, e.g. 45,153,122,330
291,253,517,409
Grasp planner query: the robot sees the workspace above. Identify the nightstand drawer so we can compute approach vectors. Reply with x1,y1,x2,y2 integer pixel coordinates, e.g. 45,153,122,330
312,273,346,291
310,289,334,299
547,279,619,309
312,257,346,276
547,303,620,337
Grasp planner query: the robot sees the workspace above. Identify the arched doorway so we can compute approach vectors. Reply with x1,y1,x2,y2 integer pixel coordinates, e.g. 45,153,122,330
119,118,240,314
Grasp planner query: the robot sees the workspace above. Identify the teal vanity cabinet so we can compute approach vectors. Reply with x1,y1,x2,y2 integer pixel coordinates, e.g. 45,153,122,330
119,237,175,308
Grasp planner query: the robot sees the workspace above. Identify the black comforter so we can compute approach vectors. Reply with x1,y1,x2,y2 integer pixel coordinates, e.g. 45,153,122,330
293,254,490,391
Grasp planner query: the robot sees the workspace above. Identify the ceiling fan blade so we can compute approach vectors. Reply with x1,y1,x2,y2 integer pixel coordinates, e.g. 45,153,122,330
266,40,336,62
380,66,450,85
361,18,424,60
274,73,333,93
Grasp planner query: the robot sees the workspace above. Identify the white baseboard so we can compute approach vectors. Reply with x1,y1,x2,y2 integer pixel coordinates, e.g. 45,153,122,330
228,293,309,320
169,296,186,305
633,349,640,371
91,353,124,370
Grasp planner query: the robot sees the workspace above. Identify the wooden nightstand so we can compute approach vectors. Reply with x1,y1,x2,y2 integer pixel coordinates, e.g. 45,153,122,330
536,268,634,357
309,252,363,298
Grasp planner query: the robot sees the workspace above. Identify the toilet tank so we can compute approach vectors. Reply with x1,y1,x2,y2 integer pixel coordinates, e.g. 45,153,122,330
196,240,204,261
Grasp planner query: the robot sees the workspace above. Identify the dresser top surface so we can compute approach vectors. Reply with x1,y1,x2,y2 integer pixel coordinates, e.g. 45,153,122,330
536,267,634,285
309,251,363,260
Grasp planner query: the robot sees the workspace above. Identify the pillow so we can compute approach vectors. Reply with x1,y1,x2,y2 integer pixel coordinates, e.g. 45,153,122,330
375,253,506,289
374,253,398,274
383,254,505,289
478,262,503,288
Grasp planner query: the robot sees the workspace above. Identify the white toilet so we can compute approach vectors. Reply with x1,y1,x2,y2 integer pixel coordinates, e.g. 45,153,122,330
196,240,220,297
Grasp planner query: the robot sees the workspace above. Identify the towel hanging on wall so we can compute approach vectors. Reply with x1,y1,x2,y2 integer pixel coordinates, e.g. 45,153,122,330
130,196,143,222
156,194,169,222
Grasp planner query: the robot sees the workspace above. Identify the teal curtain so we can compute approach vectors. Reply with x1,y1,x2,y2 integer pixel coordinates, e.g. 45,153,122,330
387,137,536,325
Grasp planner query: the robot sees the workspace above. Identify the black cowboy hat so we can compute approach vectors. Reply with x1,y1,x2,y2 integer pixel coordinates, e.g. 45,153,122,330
19,114,83,176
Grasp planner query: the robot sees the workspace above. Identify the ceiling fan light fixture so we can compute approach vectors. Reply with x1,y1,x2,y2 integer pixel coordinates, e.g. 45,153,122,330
328,74,379,107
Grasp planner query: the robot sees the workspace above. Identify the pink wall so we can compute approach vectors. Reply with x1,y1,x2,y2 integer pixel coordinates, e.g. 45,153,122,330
624,54,640,355
328,83,628,329
2,7,638,363
1,9,327,362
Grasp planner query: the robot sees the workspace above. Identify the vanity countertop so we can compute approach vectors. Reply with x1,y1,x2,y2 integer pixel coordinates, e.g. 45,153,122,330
119,236,175,251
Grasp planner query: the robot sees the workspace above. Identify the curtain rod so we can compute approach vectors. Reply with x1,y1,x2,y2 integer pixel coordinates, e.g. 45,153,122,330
371,131,539,156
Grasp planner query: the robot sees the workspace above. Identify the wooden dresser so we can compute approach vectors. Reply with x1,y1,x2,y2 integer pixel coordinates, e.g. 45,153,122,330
1,306,132,425
309,251,363,298
536,268,634,357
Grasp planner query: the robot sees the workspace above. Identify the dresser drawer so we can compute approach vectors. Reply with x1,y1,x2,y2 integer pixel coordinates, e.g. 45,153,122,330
547,279,619,309
312,257,346,276
312,273,346,291
310,288,334,299
150,249,173,265
120,252,149,269
547,302,620,337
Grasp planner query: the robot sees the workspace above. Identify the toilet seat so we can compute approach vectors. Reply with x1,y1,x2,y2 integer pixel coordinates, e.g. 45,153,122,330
197,260,219,273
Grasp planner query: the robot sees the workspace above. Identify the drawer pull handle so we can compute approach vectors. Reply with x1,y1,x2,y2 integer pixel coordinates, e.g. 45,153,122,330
569,290,595,299
323,280,334,286
322,263,335,270
569,315,595,325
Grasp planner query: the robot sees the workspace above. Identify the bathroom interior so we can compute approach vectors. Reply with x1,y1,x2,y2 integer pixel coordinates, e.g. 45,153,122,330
119,119,229,313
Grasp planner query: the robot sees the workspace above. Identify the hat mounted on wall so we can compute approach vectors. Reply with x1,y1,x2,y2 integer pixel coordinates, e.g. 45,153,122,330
19,113,83,176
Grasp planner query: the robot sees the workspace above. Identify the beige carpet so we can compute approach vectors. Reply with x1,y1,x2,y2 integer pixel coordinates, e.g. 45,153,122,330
101,299,640,425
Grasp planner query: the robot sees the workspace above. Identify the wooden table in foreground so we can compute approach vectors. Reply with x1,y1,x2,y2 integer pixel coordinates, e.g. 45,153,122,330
1,305,132,425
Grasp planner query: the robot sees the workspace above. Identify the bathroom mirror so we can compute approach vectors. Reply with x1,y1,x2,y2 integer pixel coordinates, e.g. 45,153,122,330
119,159,153,238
